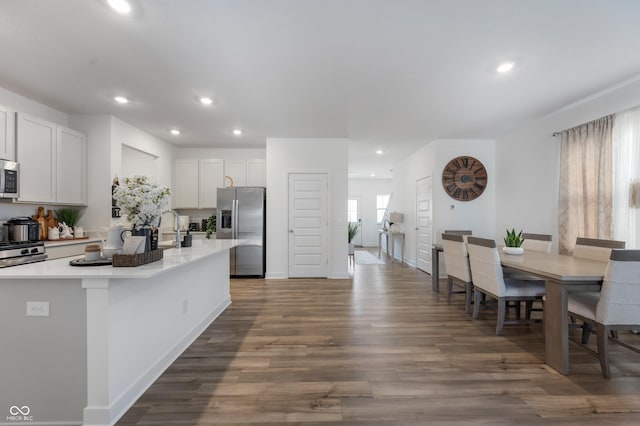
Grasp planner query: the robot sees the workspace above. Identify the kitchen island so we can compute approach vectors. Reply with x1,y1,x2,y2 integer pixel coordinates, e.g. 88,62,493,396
0,239,244,426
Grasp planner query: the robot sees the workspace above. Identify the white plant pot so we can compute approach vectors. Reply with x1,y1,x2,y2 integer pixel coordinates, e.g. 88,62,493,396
502,246,524,255
348,243,355,255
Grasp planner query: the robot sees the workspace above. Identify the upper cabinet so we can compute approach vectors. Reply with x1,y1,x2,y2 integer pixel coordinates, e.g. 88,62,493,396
225,159,266,187
174,159,224,208
57,126,87,205
0,105,15,161
199,159,224,208
16,113,87,205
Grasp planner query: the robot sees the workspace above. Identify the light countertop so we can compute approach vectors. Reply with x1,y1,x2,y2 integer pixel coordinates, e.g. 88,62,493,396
0,238,245,280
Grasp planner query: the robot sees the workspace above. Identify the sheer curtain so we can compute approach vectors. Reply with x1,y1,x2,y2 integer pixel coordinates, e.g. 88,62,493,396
612,107,640,248
558,115,614,254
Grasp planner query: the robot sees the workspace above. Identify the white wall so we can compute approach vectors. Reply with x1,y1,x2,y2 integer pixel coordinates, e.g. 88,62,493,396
390,139,496,266
495,77,640,252
69,115,176,232
348,178,393,246
266,138,349,279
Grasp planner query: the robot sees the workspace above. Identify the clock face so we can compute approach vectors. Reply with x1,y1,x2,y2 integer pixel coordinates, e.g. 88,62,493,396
442,156,487,201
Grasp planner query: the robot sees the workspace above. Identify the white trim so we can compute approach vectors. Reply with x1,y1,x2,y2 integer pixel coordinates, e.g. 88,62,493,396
265,272,287,279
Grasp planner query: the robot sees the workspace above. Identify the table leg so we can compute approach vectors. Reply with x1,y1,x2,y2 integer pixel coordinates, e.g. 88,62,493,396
391,234,395,262
432,247,440,293
378,233,382,258
544,279,569,374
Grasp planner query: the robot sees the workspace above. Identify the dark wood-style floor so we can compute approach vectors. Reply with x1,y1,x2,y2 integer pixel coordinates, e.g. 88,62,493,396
118,250,640,425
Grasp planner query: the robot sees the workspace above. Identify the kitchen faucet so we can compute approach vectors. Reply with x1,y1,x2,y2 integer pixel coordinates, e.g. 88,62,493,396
167,210,181,248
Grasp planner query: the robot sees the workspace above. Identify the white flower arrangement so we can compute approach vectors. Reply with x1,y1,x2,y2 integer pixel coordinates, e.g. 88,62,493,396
112,176,171,228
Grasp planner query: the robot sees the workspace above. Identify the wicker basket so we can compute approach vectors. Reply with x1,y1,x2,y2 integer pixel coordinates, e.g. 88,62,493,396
112,249,163,267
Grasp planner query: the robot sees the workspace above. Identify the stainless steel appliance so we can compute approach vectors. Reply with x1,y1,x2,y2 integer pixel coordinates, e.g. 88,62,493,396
0,160,19,198
4,217,40,241
0,241,47,268
217,187,266,277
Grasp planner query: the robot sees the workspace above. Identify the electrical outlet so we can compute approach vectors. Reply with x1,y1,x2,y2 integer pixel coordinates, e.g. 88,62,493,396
26,301,49,317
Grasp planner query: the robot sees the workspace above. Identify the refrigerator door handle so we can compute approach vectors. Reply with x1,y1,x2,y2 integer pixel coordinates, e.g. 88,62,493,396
233,199,239,239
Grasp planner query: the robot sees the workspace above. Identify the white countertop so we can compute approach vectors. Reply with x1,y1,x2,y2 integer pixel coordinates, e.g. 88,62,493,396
0,239,245,280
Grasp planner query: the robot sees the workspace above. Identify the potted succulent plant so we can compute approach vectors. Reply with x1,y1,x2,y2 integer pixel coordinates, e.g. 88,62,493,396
348,222,360,255
503,228,525,255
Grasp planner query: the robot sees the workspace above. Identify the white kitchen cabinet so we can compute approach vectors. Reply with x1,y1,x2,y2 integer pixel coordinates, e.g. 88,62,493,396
224,159,246,187
0,105,15,161
246,159,266,186
16,113,87,205
224,159,266,187
199,159,224,208
16,113,57,203
174,159,199,208
57,126,87,205
174,158,224,208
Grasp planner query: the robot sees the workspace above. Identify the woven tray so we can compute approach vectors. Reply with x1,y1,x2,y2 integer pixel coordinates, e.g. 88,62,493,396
112,249,163,267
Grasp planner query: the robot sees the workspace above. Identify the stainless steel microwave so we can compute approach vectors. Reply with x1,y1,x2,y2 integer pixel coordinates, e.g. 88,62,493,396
0,160,19,198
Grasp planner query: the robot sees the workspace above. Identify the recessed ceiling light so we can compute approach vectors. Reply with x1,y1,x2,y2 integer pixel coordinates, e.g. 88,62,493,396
232,129,243,136
376,150,384,155
170,129,180,136
114,96,129,104
370,173,376,177
107,0,131,14
497,62,514,73
199,96,213,105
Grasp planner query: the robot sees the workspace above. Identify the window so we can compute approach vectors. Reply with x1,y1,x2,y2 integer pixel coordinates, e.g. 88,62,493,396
347,199,359,223
376,194,390,223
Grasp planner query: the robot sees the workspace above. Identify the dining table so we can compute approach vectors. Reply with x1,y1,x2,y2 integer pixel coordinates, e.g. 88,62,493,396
499,249,608,375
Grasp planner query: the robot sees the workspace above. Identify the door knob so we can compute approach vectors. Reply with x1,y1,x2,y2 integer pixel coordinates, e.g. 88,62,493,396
289,229,294,233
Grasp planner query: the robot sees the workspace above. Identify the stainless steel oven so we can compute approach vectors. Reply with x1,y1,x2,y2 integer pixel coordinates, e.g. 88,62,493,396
0,160,19,198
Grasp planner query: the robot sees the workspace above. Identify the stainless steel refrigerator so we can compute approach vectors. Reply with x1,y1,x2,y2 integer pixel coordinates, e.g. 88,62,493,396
217,187,266,277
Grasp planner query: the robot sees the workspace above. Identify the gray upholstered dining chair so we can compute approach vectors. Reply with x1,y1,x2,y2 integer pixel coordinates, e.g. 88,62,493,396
441,233,473,313
573,237,626,261
521,233,553,253
467,236,546,335
567,249,640,378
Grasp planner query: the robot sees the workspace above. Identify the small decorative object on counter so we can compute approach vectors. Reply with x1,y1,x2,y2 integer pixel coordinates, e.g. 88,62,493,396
112,175,121,218
85,244,102,261
55,208,84,237
33,206,47,240
205,215,216,239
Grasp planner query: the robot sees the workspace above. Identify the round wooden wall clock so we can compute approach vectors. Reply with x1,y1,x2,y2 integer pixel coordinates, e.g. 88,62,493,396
441,155,487,201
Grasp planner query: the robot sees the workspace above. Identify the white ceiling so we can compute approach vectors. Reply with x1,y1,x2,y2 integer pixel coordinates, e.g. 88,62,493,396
1,0,640,178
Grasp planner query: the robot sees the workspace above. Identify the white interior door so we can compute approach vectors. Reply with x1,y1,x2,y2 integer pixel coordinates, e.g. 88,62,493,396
288,173,328,278
416,176,432,273
348,197,362,247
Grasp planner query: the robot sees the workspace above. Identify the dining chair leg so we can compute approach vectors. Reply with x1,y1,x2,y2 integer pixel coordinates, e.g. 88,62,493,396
465,282,472,314
581,323,593,344
447,278,454,303
472,289,482,319
497,297,506,336
525,301,533,320
514,301,521,320
596,323,611,379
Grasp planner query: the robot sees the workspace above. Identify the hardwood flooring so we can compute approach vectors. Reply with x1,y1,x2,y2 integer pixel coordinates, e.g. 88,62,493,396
118,251,640,425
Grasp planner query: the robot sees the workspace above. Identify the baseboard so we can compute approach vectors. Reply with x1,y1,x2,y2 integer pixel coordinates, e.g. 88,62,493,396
265,272,287,279
83,296,232,426
328,272,350,279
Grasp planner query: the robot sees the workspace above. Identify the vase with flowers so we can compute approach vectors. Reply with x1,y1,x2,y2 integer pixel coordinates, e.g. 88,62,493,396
112,176,171,252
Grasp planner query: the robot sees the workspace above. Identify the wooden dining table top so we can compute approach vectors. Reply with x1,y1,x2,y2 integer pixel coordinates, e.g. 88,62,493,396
499,249,608,282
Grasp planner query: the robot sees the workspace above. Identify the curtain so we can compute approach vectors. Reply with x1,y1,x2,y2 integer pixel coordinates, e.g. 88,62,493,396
558,115,614,254
612,107,640,248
